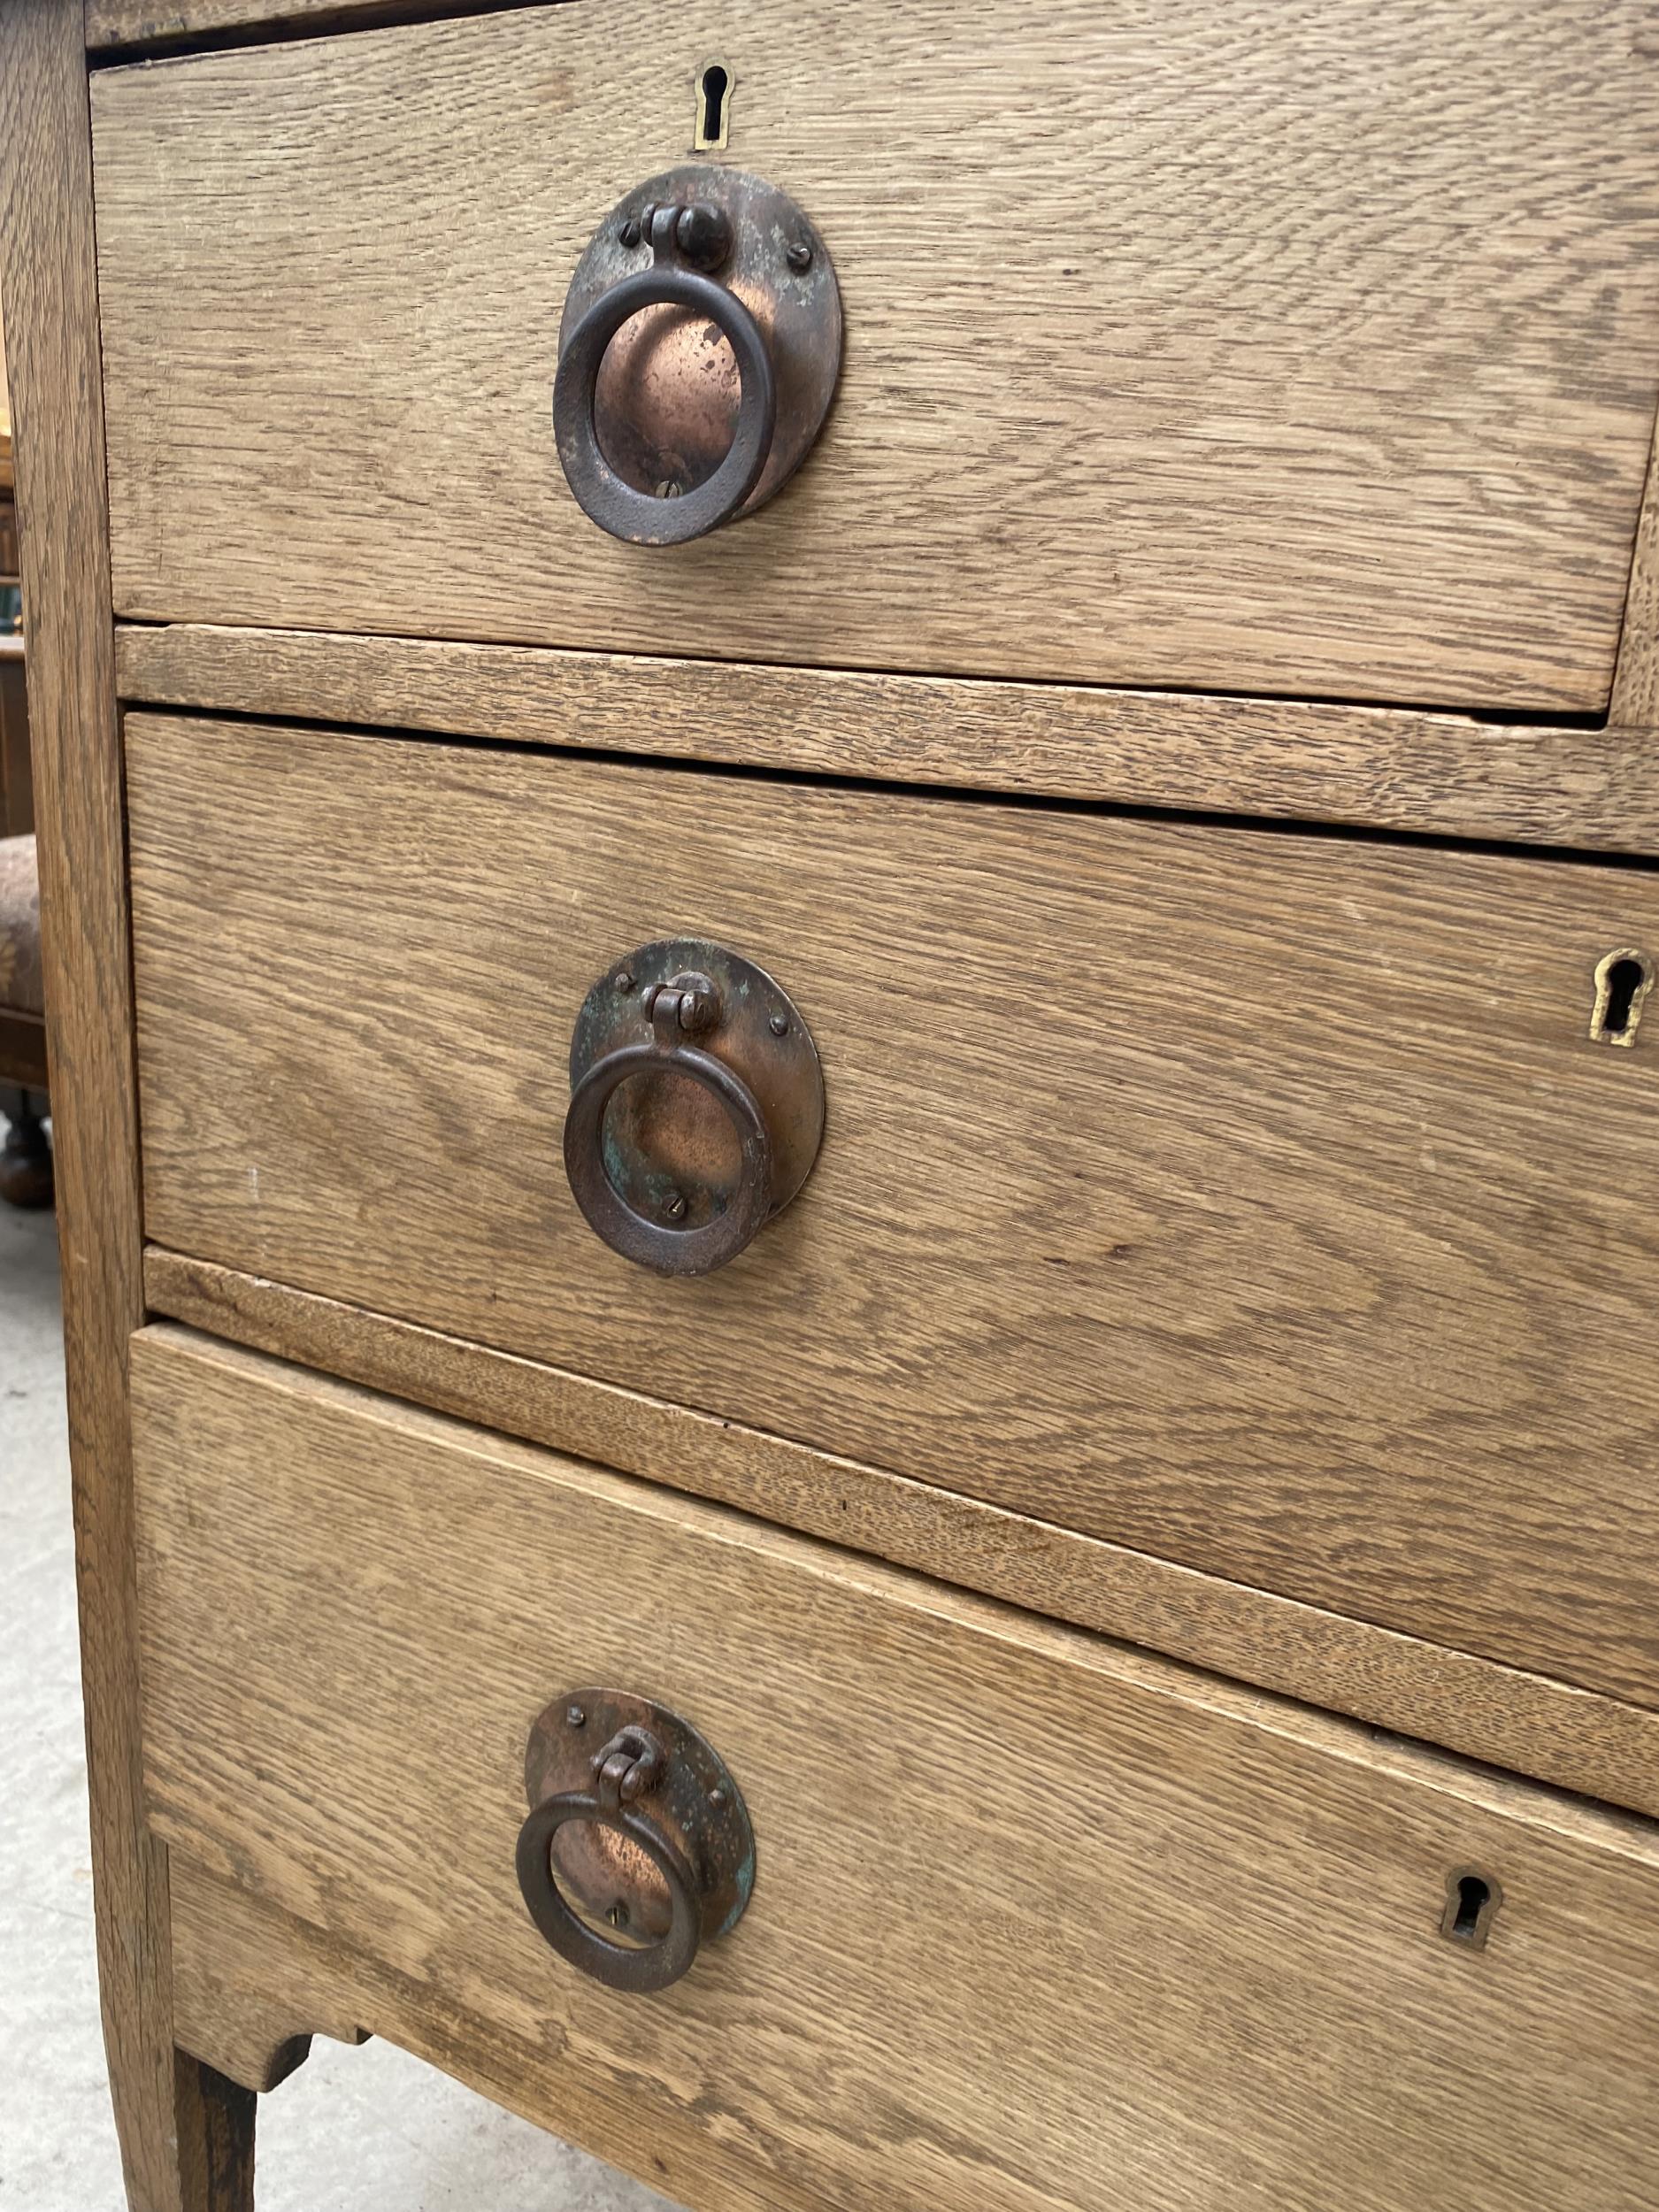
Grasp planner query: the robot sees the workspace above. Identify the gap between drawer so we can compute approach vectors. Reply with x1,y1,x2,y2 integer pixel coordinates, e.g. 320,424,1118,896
142,1245,1659,1826
111,624,1659,861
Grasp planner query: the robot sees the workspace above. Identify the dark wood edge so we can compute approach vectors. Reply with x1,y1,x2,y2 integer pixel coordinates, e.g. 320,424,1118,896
171,2055,257,2212
142,1247,1659,1823
113,622,1659,857
86,0,565,56
1613,404,1659,728
1,10,230,2207
0,1006,50,1089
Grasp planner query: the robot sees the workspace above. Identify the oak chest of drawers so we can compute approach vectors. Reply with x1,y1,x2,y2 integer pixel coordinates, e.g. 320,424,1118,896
6,3,1659,2208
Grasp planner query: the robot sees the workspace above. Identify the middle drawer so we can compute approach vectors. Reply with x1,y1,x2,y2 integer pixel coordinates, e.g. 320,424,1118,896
125,710,1659,1711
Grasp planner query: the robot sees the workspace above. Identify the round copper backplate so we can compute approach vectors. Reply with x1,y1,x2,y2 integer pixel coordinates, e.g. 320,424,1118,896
567,938,825,1243
524,1689,756,1949
558,165,842,519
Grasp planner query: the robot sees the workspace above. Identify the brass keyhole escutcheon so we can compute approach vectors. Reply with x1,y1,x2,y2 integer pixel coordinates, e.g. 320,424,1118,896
693,60,733,150
1589,948,1654,1047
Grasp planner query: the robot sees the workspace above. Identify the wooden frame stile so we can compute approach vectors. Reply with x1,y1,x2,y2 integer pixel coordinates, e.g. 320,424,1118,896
0,4,255,2205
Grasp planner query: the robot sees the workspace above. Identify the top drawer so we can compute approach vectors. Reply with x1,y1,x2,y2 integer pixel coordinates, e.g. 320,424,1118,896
90,0,1659,713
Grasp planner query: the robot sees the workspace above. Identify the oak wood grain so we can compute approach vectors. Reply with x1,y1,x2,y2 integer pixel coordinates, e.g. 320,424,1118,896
114,622,1659,856
85,0,504,45
143,1247,1659,1822
1612,413,1659,727
0,14,249,2208
168,1864,791,2212
126,712,1659,1711
171,1870,368,2097
132,1329,1659,2212
90,0,1659,710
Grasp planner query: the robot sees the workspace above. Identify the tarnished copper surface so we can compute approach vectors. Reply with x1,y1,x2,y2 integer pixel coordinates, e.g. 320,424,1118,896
555,245,775,548
594,300,742,501
518,1689,756,1994
565,938,825,1275
557,165,841,535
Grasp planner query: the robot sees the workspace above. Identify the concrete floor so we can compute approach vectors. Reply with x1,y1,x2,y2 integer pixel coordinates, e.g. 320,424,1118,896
0,1183,675,2212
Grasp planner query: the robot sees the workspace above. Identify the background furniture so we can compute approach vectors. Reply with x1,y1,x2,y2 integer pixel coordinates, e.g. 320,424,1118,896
5,3,1659,2208
0,638,28,832
2,301,27,768
0,312,47,1204
0,832,50,1205
0,299,21,656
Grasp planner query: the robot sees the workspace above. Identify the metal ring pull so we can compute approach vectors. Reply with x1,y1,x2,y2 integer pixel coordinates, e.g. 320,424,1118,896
515,1758,704,1994
552,168,842,545
516,1693,756,1996
553,241,777,545
563,1025,772,1275
563,941,826,1279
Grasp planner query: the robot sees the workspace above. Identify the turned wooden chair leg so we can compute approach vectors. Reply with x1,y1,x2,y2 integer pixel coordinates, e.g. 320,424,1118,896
0,1085,53,1209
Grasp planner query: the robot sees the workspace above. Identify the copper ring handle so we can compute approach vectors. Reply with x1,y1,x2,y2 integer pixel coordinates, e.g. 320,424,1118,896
555,170,841,541
552,265,777,546
518,1696,757,1997
565,943,824,1277
515,1790,703,1996
563,1037,773,1277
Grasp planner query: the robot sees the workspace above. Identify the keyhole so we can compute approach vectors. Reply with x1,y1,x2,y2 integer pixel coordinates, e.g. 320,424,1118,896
695,62,732,150
1589,949,1654,1047
1440,1869,1500,1950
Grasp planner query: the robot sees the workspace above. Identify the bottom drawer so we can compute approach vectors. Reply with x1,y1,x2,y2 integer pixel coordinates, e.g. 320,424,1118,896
132,1328,1659,2212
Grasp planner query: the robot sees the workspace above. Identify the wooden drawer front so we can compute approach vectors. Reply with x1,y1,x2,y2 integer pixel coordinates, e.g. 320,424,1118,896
91,3,1659,714
127,713,1659,1710
133,1329,1659,2212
